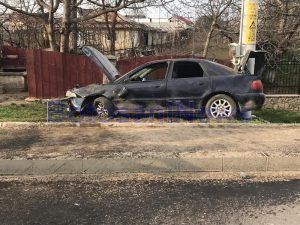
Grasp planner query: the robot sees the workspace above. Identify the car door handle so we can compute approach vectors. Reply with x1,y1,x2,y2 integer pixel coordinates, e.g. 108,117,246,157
199,82,205,86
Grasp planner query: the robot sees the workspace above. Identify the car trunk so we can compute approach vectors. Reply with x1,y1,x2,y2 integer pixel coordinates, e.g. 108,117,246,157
240,50,266,77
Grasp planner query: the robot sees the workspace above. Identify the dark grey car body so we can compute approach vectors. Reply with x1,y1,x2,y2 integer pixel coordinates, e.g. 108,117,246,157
66,47,265,116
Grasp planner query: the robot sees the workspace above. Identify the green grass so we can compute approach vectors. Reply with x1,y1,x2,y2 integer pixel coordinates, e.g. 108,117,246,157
0,102,299,124
0,102,47,122
253,109,300,123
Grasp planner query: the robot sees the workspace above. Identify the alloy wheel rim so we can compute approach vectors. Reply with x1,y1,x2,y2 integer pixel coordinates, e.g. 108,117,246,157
210,99,232,118
96,103,109,118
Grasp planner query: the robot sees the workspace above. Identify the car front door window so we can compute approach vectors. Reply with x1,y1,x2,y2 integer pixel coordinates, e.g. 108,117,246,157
129,62,168,82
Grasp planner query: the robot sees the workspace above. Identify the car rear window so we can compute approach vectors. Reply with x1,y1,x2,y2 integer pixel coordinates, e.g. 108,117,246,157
201,60,240,76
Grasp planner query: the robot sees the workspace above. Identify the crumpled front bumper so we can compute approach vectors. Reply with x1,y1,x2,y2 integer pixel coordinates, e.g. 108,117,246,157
66,90,85,112
68,97,85,112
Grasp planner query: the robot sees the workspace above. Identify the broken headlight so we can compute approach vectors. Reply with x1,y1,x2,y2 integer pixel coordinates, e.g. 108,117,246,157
66,90,77,98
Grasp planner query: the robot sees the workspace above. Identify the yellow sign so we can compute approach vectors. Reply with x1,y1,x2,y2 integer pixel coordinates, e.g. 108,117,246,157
243,0,259,45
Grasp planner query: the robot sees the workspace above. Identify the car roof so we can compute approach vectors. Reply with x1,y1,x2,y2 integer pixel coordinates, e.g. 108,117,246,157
146,58,203,64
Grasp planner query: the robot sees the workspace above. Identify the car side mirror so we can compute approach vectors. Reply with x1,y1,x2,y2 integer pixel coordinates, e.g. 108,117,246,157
118,87,128,98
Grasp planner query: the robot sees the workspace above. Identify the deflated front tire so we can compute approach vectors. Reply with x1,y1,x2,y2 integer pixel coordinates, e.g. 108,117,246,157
93,97,115,119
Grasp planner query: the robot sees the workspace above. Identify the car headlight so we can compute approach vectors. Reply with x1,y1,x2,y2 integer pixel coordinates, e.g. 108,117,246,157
66,90,77,98
70,98,84,109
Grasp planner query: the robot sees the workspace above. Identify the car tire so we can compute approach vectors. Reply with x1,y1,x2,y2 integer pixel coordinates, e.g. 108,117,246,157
93,97,115,119
205,94,237,119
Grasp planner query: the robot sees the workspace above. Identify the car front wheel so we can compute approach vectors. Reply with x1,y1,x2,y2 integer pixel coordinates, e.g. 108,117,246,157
205,94,237,119
93,97,114,119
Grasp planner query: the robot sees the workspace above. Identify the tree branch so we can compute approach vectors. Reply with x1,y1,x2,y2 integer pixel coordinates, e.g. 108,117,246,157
0,1,43,18
73,0,147,23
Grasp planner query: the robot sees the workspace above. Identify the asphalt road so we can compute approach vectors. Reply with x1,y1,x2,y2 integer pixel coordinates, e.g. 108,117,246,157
0,126,300,159
0,175,299,225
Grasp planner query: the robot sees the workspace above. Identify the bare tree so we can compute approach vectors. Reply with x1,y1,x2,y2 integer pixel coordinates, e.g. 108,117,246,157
104,11,118,55
167,0,239,58
196,0,237,58
70,0,79,52
0,0,60,51
0,0,165,52
258,0,300,55
83,0,124,55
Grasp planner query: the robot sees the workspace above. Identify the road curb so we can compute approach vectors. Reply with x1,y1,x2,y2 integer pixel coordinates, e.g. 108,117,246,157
1,122,300,128
0,157,299,175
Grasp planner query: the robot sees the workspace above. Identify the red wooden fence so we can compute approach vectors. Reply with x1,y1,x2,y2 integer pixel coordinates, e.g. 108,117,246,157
26,49,103,98
1,46,232,98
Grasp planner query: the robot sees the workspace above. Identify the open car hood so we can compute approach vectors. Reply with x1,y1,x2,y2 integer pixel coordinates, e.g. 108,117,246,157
240,50,266,76
82,46,120,83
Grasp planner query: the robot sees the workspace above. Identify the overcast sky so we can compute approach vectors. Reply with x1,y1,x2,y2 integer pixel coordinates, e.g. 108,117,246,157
144,7,170,18
122,4,196,21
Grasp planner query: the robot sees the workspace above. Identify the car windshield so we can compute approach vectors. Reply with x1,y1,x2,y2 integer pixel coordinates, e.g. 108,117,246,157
201,60,240,76
114,62,168,83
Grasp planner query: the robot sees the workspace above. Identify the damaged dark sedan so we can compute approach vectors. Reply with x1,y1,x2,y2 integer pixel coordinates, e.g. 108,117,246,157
66,46,265,119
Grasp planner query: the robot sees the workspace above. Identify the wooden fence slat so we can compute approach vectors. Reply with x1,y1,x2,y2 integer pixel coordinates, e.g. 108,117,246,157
48,51,57,97
55,52,64,97
26,50,37,97
85,56,93,85
69,54,78,88
63,53,73,91
34,50,43,98
78,56,87,87
41,50,51,98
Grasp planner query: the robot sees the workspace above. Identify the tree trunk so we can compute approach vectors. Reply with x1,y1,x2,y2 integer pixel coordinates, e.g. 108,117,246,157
202,22,215,58
70,0,78,53
60,0,71,53
110,38,116,55
45,12,58,51
105,12,118,55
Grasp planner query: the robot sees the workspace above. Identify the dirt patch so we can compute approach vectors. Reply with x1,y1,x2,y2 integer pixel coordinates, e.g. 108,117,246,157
0,126,299,159
0,92,28,106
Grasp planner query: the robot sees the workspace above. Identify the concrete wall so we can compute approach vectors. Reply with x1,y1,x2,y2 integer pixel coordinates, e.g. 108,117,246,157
0,72,27,93
264,95,300,112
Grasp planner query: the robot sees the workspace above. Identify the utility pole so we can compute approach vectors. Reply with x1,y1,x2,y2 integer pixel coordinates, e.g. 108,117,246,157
239,0,259,74
231,0,259,119
231,0,259,71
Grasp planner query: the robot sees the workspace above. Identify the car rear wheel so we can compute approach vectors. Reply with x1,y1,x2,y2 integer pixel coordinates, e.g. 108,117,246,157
93,97,114,119
205,94,237,119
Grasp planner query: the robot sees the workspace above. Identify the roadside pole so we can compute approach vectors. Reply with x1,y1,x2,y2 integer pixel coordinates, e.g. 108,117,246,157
239,0,259,119
240,0,259,71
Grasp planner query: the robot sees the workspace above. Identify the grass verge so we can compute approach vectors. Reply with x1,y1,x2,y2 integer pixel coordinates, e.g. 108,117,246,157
253,109,300,124
0,102,47,122
0,102,299,123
